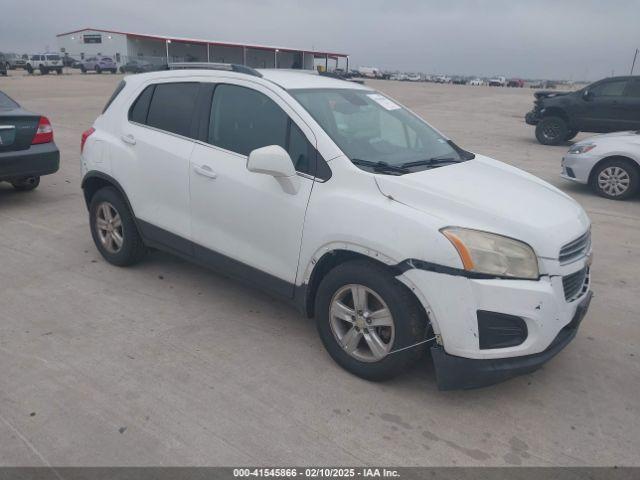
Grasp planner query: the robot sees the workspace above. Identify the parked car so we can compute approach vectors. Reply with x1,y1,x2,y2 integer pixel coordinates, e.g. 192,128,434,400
81,66,592,390
526,75,640,145
451,77,468,85
434,75,451,84
406,74,422,82
468,78,484,86
530,80,557,90
489,76,507,87
26,54,63,74
508,78,525,88
0,90,60,191
0,55,7,76
80,56,117,74
561,131,640,200
119,60,155,74
2,53,27,69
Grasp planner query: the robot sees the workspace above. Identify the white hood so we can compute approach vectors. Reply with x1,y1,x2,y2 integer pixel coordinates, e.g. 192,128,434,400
375,155,590,259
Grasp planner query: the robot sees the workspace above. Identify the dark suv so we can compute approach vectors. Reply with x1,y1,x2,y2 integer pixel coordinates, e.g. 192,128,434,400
526,76,640,145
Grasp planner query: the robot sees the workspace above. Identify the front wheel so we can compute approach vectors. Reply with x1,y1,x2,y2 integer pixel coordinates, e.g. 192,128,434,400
56,68,63,75
591,159,639,200
26,65,33,74
80,66,87,73
315,259,428,381
11,176,40,191
535,116,568,145
565,129,579,141
95,66,102,74
89,187,147,266
39,66,48,75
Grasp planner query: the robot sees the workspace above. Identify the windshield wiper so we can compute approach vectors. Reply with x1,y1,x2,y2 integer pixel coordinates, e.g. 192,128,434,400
400,157,460,169
351,159,409,175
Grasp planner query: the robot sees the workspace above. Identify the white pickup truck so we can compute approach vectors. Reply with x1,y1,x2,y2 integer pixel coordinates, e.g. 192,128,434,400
26,54,63,75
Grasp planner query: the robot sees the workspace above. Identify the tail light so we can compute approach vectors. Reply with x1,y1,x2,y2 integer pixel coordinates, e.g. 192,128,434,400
31,116,53,144
81,127,95,153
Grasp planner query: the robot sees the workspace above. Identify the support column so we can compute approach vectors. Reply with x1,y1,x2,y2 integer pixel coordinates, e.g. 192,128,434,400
207,44,210,62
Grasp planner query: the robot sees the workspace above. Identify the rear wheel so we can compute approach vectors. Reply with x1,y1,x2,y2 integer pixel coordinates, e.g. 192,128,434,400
80,65,87,73
95,66,102,74
89,187,146,266
56,68,63,75
11,176,40,191
39,66,48,75
535,116,568,145
591,159,639,200
315,259,428,381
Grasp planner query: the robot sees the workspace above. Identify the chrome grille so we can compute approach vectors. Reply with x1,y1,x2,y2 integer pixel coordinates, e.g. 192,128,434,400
559,230,591,264
563,267,589,302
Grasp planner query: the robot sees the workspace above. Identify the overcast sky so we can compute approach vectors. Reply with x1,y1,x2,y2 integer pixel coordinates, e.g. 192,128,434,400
1,0,639,80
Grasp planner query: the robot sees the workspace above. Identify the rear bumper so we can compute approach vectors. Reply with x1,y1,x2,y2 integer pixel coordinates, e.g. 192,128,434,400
431,291,592,390
0,142,60,181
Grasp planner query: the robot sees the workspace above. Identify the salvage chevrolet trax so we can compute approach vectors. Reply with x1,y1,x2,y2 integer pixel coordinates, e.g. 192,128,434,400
80,65,593,389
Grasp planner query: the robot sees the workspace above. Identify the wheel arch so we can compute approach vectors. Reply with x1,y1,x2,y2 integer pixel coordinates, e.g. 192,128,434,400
298,245,436,334
587,155,640,186
541,106,570,123
81,171,135,215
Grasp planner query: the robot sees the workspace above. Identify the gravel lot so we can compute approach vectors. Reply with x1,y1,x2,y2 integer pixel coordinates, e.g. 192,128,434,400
0,71,638,467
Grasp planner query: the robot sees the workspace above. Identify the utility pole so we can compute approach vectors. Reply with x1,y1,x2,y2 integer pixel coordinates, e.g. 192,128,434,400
631,48,639,75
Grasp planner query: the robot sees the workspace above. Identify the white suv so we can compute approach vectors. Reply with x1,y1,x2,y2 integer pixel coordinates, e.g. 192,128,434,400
26,54,63,75
81,65,593,390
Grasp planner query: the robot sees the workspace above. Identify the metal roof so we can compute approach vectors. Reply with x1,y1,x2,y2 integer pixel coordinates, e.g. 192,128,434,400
56,28,348,58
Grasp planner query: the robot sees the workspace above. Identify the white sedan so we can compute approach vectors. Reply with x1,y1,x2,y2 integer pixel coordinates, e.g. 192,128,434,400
562,131,640,200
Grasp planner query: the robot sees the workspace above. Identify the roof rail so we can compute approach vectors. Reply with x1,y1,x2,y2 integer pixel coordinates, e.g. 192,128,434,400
168,62,263,78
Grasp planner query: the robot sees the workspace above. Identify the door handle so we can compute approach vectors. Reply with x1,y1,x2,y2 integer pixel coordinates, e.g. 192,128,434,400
193,164,217,179
121,134,136,145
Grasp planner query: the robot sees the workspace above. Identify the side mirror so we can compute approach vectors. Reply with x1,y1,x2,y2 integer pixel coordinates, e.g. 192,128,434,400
247,145,300,194
583,89,594,101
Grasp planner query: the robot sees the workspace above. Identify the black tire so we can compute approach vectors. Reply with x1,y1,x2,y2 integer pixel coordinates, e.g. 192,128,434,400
565,129,579,141
40,66,48,75
119,66,125,73
11,176,40,191
80,65,87,73
535,116,568,145
56,68,63,75
26,64,33,74
590,158,639,200
95,66,102,74
89,187,146,266
315,259,428,381
111,69,117,74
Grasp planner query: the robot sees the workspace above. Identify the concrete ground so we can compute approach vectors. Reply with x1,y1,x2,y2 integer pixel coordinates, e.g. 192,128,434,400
0,71,638,467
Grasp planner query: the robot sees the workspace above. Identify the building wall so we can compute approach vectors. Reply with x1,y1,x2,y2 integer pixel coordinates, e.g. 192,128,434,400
57,30,128,64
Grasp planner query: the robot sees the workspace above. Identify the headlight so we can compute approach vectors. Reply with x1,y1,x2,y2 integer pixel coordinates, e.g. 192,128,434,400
568,144,596,154
441,227,539,279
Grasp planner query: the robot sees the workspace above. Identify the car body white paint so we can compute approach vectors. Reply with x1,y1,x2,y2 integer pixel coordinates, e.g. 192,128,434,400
562,130,640,184
82,68,592,364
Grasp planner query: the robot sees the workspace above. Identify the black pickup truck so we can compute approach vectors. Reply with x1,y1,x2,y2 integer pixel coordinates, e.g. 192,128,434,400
526,76,640,145
0,90,59,190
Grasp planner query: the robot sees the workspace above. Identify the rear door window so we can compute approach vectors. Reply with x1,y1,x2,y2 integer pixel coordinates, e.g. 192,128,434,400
145,82,200,138
624,80,640,98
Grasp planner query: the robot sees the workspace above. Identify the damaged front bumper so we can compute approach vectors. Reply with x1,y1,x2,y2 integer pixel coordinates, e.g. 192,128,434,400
431,291,592,390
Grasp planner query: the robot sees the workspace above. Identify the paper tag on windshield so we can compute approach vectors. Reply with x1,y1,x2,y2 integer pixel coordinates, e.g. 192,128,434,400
367,93,401,111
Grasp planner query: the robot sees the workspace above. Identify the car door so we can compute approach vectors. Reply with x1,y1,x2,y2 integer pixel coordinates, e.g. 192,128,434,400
119,81,200,246
189,80,317,298
579,78,629,132
621,78,640,130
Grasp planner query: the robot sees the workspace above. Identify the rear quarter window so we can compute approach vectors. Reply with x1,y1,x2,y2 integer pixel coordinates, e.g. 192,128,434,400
128,85,155,124
102,80,126,113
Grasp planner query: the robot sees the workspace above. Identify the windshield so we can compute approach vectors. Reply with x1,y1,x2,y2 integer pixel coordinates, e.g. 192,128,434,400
46,54,60,60
290,88,472,172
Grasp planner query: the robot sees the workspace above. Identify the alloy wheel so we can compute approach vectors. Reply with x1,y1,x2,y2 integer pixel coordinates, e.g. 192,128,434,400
329,284,395,363
95,201,124,253
598,166,630,197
